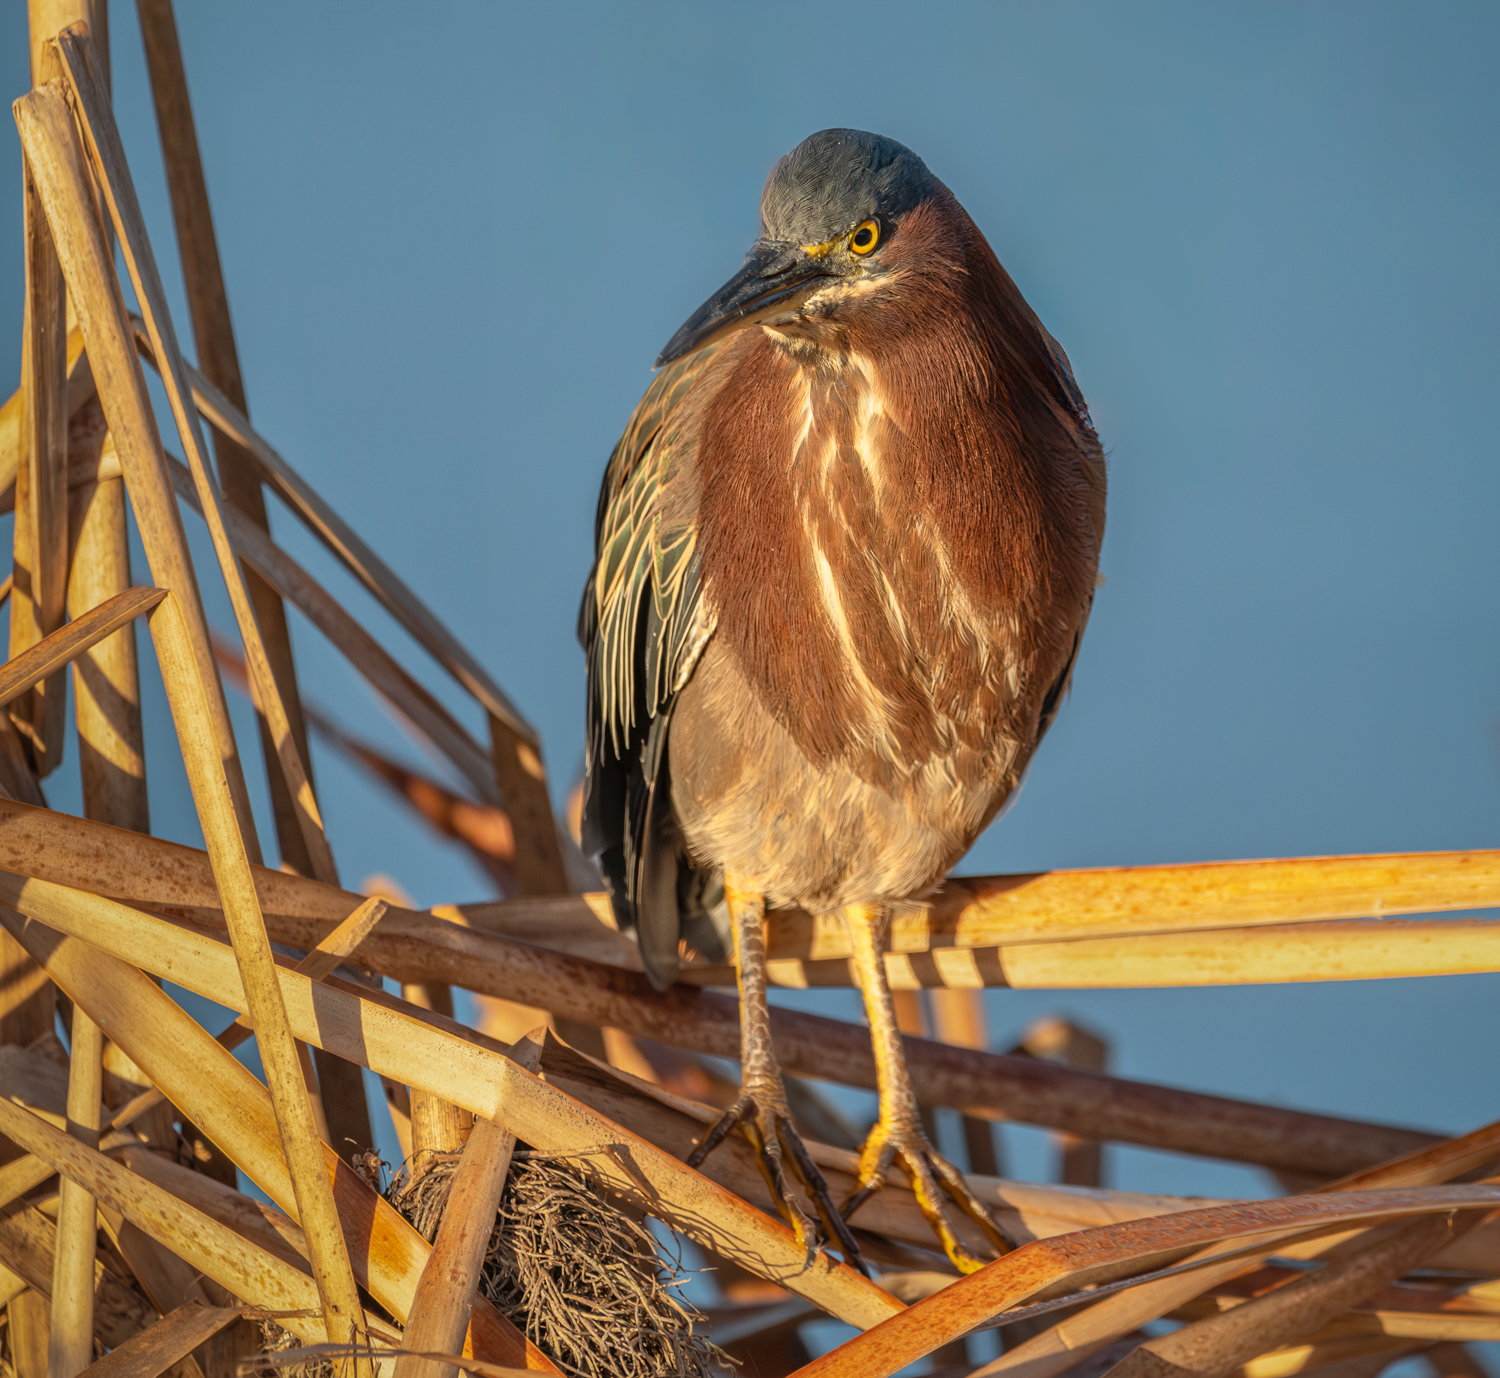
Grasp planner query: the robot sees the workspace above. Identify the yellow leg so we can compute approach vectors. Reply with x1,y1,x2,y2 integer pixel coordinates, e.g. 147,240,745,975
685,874,867,1271
842,902,1010,1274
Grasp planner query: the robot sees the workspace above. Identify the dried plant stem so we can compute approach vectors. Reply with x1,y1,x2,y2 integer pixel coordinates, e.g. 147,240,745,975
144,588,367,1363
68,473,150,834
697,917,1500,989
395,1030,546,1378
928,987,999,1177
13,69,68,777
136,0,319,891
0,797,1444,1177
784,1188,1500,1378
403,983,473,1174
1105,1214,1469,1378
48,1000,102,1378
12,79,262,860
0,907,555,1372
55,26,337,887
0,1201,150,1347
77,1302,246,1378
9,1290,49,1378
964,1122,1500,1378
489,715,568,898
165,449,496,802
102,895,387,1134
0,881,901,1329
164,349,534,744
0,1094,395,1348
0,585,164,708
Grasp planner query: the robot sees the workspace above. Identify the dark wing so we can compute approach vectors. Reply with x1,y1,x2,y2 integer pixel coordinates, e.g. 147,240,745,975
1034,329,1103,741
579,346,720,989
1040,327,1097,435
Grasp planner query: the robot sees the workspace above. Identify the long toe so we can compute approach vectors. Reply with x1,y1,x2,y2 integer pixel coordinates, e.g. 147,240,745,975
685,1090,866,1272
844,1123,1010,1275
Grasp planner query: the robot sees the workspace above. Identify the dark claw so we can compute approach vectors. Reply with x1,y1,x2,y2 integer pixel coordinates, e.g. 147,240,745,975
684,1091,868,1275
841,1123,1012,1275
685,1098,750,1170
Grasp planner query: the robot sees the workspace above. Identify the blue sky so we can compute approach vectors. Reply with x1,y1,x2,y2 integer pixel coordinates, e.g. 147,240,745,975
2,3,1498,1206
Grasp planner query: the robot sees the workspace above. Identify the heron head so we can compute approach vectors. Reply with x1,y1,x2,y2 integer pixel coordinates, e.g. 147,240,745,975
656,129,939,366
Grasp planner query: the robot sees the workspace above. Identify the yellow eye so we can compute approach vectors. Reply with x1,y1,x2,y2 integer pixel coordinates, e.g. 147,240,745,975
850,219,880,255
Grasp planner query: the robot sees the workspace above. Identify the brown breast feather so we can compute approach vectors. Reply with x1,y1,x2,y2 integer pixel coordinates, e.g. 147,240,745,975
693,191,1105,788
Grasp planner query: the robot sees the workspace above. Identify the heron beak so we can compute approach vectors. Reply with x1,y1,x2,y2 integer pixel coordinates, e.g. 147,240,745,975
655,240,835,367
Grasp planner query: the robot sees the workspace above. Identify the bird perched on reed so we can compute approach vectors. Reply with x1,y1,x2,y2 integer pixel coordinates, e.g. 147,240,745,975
580,128,1105,1274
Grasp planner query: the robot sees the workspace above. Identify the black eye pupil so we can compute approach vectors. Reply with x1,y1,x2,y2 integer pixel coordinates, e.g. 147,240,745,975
854,227,873,247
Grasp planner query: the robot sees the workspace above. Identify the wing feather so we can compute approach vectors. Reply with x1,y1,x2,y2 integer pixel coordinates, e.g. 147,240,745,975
579,345,722,987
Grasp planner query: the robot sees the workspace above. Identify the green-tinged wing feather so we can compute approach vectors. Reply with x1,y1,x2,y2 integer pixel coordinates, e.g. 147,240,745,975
585,347,717,756
579,345,722,987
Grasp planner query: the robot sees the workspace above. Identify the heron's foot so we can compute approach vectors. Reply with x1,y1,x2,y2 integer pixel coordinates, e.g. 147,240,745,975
686,1085,868,1274
841,1121,1010,1275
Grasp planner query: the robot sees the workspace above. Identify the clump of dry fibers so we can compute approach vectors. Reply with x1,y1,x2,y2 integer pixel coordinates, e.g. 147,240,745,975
246,1319,334,1378
391,1150,728,1378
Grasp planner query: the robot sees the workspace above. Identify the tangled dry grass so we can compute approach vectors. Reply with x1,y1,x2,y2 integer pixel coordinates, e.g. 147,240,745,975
390,1151,728,1378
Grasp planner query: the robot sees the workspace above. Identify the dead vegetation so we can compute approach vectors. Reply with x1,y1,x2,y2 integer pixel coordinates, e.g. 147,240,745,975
0,5,1496,1378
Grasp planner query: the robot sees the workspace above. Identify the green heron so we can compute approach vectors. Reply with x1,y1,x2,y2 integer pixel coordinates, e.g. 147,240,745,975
580,129,1106,1274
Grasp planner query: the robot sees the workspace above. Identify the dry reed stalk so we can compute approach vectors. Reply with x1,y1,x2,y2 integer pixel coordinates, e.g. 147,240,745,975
394,1031,545,1378
104,893,387,1132
0,1199,150,1346
1330,1315,1500,1344
49,1000,102,1377
750,851,1500,955
98,1202,211,1317
0,885,901,1329
136,0,321,893
0,799,1444,1176
0,1156,56,1210
487,715,569,900
929,987,1000,1177
0,386,21,510
0,713,48,807
1019,1017,1108,1188
163,448,496,802
680,917,1500,990
0,585,164,708
12,81,262,859
456,896,637,968
963,1118,1500,1378
402,981,474,1177
76,1302,245,1378
0,910,556,1373
145,591,367,1363
533,1029,1180,1261
0,1095,399,1349
0,1263,28,1308
215,636,519,893
1182,1270,1500,1344
9,1290,49,1378
1,325,97,508
68,472,150,834
783,1188,1500,1378
163,352,533,746
1427,1343,1492,1378
55,26,338,887
13,61,69,778
25,0,103,84
1104,1214,1470,1378
1323,1118,1500,1191
434,888,1500,990
116,1144,311,1273
1235,1336,1417,1378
